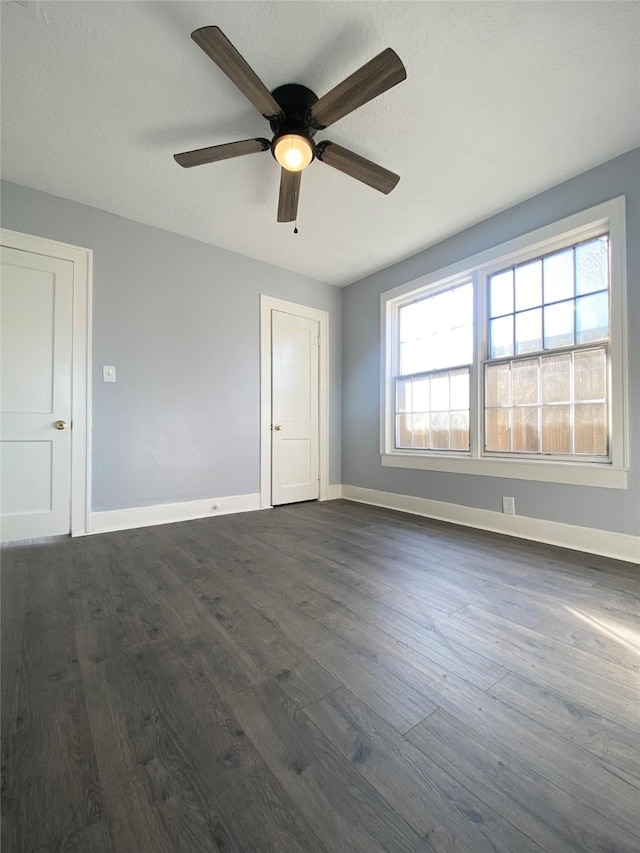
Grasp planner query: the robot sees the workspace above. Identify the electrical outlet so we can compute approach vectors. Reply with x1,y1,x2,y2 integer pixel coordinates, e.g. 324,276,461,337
502,496,515,515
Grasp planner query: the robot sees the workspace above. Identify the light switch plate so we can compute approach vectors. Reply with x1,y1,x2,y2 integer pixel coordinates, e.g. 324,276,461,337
102,365,116,383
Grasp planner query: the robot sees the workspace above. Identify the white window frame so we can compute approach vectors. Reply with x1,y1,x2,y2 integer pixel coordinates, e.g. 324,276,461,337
380,197,629,489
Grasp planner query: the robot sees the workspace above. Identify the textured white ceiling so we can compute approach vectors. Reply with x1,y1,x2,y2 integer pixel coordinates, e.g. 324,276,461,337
2,1,639,286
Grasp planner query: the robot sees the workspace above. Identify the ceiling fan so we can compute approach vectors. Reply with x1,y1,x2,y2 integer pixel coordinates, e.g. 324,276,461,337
174,27,407,224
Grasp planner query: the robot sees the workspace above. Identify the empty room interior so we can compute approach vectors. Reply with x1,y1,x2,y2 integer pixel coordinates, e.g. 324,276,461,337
1,2,639,852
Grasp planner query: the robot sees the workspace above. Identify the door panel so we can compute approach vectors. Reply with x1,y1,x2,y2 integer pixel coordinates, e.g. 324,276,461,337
0,246,73,541
271,311,319,505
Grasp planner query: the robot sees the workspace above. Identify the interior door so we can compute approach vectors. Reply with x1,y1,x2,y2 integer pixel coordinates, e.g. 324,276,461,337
271,310,319,505
0,245,74,542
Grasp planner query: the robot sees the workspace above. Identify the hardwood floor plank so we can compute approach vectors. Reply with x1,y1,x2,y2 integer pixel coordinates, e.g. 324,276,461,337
223,572,439,731
182,537,441,730
386,570,555,629
74,619,178,853
216,515,397,602
408,710,640,853
298,592,507,691
32,820,114,853
450,605,640,730
456,604,638,688
194,587,340,706
514,569,640,620
77,539,171,647
489,672,640,778
136,638,330,853
304,687,543,853
76,616,288,852
406,663,640,837
66,540,117,626
1,546,30,743
26,538,71,611
227,680,436,853
295,599,640,836
2,603,103,853
535,613,640,670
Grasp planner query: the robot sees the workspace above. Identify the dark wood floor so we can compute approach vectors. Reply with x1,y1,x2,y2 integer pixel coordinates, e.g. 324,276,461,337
2,500,639,853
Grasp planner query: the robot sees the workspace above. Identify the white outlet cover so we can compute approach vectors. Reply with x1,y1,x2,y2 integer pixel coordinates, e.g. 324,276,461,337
502,497,516,515
102,365,116,382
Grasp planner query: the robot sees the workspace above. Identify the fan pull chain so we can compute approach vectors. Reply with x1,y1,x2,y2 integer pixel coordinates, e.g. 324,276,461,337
293,218,298,235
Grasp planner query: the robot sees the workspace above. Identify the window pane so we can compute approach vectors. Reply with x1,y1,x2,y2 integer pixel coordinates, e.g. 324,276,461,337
430,412,449,449
544,301,574,350
399,300,425,342
485,408,510,451
575,403,607,455
396,414,411,448
450,411,469,450
543,249,574,303
576,292,608,343
489,270,513,317
512,359,538,404
490,316,514,358
399,283,473,374
485,363,510,407
542,405,571,453
393,367,469,454
412,377,429,411
574,348,606,401
450,324,473,367
412,413,429,449
450,369,470,410
576,237,608,296
431,326,471,370
399,341,422,375
430,289,452,332
430,374,449,410
515,308,542,354
512,407,538,452
541,354,570,403
396,378,412,413
515,260,542,311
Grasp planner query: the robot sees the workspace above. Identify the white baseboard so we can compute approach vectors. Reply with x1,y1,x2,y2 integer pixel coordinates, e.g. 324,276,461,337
342,485,640,564
90,492,262,535
325,484,343,500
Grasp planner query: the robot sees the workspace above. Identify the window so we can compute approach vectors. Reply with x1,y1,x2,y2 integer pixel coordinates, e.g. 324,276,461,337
381,198,628,488
396,283,472,451
485,236,609,459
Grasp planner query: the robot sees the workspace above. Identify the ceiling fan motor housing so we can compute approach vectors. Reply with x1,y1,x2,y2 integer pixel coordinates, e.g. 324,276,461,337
269,83,319,160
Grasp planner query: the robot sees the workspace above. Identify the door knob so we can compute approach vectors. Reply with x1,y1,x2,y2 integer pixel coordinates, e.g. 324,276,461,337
54,420,67,430
273,424,284,431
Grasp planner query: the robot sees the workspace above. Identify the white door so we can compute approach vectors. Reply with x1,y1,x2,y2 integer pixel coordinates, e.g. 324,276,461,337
271,310,319,505
0,246,74,542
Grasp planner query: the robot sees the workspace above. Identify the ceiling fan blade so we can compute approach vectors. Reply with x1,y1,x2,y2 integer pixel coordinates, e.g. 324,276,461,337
310,48,406,129
277,169,301,222
191,26,283,120
316,142,399,194
174,138,270,168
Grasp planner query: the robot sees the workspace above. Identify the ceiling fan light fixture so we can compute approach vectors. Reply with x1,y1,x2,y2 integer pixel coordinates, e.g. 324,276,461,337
273,133,314,172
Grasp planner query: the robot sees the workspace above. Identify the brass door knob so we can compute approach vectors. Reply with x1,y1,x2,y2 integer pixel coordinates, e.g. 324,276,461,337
274,424,284,431
54,420,67,430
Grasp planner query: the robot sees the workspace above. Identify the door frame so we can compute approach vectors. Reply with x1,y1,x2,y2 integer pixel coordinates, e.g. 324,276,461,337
1,229,92,536
260,295,329,509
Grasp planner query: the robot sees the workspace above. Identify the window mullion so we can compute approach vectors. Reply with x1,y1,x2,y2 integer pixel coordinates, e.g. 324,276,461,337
470,270,482,458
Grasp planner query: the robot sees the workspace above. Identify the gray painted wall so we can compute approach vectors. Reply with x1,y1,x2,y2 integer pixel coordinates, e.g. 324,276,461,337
1,181,342,511
342,148,639,536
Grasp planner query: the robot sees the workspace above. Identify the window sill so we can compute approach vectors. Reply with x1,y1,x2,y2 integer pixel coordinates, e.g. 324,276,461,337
381,453,628,489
